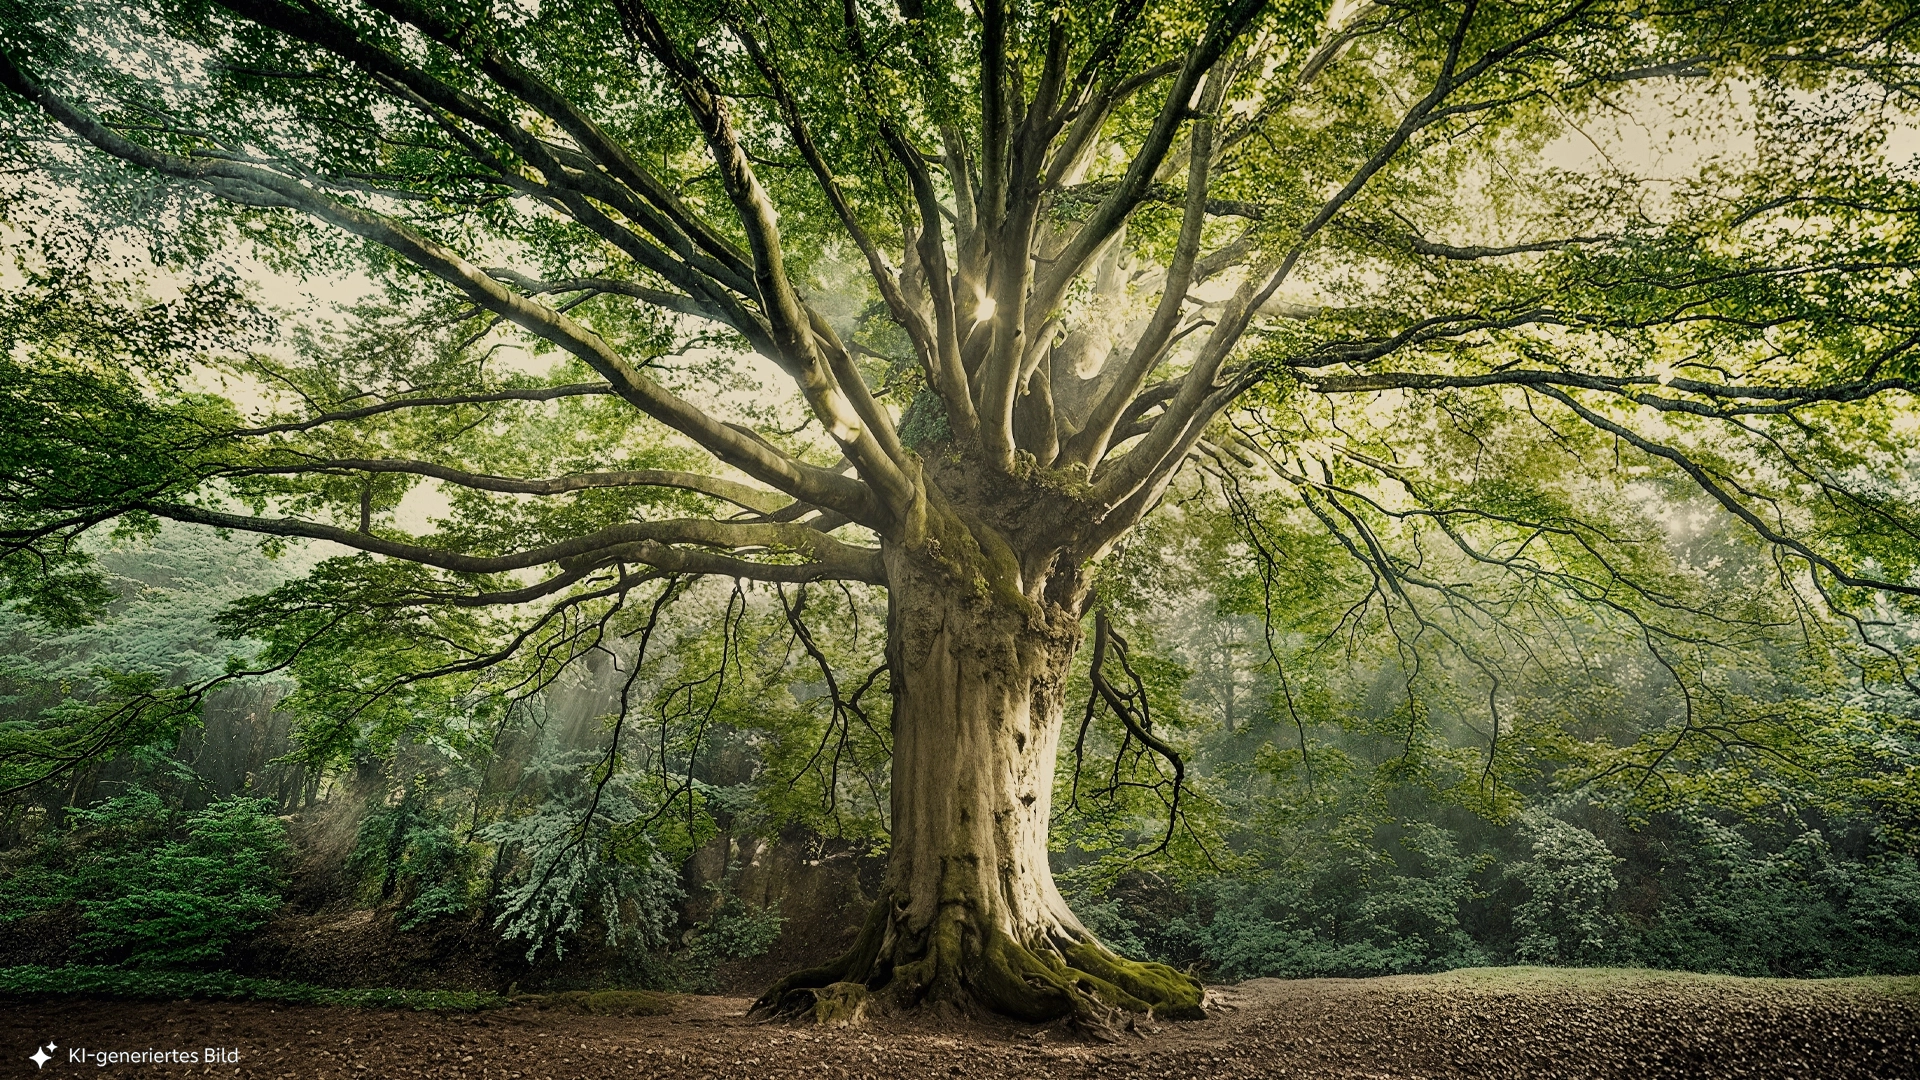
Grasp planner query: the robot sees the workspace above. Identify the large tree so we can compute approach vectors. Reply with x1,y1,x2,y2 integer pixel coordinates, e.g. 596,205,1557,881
5,0,1920,1022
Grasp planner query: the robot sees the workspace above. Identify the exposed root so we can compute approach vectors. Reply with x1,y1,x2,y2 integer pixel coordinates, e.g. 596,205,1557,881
750,899,1206,1031
750,898,889,1019
1060,941,1207,1021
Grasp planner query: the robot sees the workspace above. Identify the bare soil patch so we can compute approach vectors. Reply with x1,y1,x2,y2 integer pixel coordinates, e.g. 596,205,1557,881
5,968,1916,1079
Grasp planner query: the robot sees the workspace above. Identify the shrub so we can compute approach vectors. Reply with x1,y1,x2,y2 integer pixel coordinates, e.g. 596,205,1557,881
1630,820,1920,977
346,797,479,929
480,801,682,962
1070,897,1152,961
1196,821,1486,979
692,892,783,964
0,790,291,968
1507,810,1622,966
74,797,291,967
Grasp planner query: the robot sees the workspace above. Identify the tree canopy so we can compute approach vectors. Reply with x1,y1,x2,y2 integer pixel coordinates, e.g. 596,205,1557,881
5,0,1920,1021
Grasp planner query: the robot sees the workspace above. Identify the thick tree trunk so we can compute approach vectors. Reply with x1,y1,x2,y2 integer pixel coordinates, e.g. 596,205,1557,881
755,545,1204,1025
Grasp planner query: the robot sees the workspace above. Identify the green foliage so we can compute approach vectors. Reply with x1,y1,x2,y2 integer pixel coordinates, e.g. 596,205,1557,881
480,745,684,963
1627,818,1920,978
691,893,784,965
660,886,787,992
0,789,290,968
0,522,304,795
346,790,480,930
1075,799,1920,980
484,808,681,964
0,200,259,630
0,965,501,1009
73,799,291,967
1188,821,1490,980
1507,810,1622,967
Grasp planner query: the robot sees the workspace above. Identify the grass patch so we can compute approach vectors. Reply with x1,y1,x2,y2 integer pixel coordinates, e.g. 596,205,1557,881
0,965,503,1011
1396,966,1920,999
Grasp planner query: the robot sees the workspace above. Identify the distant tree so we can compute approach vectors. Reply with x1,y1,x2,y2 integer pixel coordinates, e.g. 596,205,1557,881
4,0,1920,1022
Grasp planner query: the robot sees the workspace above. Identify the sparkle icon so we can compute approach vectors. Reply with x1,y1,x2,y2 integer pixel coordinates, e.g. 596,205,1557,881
28,1042,54,1068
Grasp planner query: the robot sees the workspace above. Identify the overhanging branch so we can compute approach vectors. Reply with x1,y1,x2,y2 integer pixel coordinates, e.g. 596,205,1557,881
225,458,789,515
138,501,885,583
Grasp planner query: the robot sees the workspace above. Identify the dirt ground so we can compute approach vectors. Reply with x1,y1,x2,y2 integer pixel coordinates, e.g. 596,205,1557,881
6,968,1917,1080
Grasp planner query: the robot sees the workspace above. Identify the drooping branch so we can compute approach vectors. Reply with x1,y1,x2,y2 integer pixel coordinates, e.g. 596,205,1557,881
779,583,890,820
1528,386,1920,600
1225,418,1785,643
1212,463,1313,790
1072,611,1195,860
576,573,687,851
1236,436,1824,794
1212,377,1920,762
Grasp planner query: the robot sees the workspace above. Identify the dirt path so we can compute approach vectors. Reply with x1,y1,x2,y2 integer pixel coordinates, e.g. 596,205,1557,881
6,969,1917,1079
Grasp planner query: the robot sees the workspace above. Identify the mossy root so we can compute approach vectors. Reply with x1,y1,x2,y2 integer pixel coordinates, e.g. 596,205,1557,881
752,901,1208,1028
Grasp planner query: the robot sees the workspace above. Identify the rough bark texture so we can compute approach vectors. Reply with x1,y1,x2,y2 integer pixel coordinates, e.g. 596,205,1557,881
755,521,1204,1025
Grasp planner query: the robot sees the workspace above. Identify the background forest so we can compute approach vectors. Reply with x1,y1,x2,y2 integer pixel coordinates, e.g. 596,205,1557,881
5,470,1918,992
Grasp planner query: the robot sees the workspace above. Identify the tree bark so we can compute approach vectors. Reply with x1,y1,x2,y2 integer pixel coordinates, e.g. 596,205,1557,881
754,544,1204,1024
